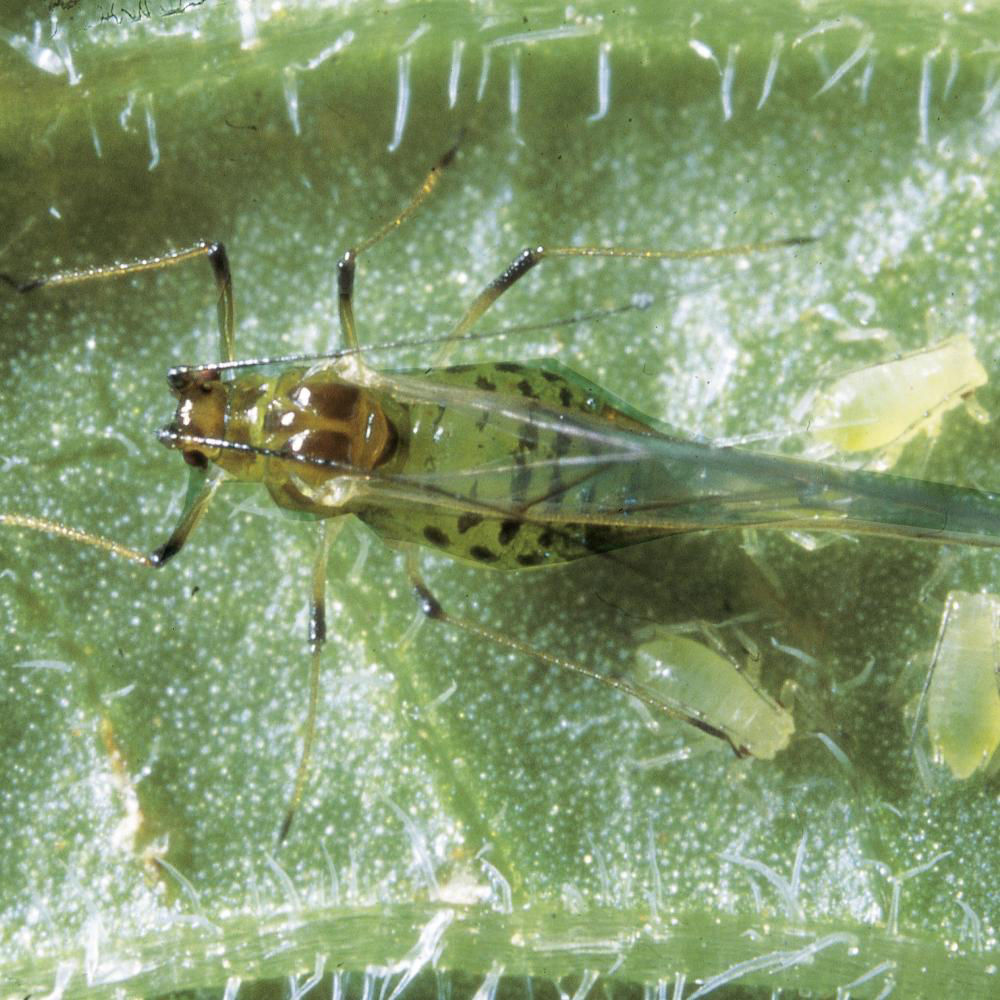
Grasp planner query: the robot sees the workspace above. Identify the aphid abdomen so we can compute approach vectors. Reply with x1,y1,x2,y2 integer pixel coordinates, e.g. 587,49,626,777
353,360,671,568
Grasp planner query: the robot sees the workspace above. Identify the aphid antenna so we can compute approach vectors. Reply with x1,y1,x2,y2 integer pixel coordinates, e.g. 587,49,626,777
160,429,881,548
157,430,644,527
0,513,155,567
0,215,36,261
156,430,368,478
907,595,953,754
173,300,652,381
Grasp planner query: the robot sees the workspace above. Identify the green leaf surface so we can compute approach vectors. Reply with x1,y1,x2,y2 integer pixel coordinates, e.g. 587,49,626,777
2,2,999,998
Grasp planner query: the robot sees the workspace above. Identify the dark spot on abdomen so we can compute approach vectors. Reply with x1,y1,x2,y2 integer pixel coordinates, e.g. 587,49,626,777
498,519,521,545
457,512,484,533
470,545,499,563
423,526,450,547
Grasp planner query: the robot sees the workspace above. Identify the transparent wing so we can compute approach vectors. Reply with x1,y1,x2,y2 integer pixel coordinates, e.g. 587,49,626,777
303,365,1000,550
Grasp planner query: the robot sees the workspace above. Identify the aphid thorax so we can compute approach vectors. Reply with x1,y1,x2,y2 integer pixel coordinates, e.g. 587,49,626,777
161,361,398,511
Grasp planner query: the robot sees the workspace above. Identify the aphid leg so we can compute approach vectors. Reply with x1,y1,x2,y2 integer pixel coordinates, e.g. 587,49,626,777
401,550,745,754
435,236,815,365
2,460,224,568
278,518,342,844
0,241,236,361
150,466,226,566
336,141,460,354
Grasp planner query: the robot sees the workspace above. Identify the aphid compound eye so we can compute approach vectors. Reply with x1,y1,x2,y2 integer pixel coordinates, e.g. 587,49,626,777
167,366,221,395
182,450,209,469
167,368,194,394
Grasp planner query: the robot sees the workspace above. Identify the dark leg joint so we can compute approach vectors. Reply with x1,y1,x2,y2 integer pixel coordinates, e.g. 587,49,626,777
205,242,231,286
413,580,445,621
338,251,356,298
491,247,542,293
309,600,327,650
437,132,463,171
0,273,45,293
151,538,181,567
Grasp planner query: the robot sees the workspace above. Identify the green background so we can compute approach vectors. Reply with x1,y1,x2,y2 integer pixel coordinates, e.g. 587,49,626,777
1,1,998,997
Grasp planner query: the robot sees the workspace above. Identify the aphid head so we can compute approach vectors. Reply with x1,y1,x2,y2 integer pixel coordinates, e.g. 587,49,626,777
161,367,227,468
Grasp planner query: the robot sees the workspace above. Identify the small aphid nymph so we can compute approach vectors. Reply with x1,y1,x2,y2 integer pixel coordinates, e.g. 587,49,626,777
634,630,794,760
807,334,988,465
921,590,1000,780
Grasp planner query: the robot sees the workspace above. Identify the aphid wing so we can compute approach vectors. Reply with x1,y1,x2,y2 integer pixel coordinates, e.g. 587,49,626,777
317,365,1000,551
